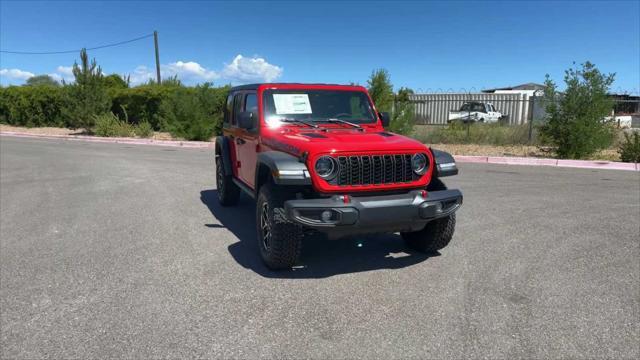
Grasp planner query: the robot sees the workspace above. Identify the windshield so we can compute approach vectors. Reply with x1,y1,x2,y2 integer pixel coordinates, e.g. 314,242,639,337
262,89,376,126
460,102,485,112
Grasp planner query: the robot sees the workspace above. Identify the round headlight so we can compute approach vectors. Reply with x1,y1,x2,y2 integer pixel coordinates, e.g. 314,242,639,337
315,156,337,179
412,153,428,175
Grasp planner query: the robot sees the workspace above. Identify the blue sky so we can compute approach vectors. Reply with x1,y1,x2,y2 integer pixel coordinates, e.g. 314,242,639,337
1,0,639,93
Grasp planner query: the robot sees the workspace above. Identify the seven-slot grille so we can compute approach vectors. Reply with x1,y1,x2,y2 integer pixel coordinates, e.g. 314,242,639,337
336,154,416,186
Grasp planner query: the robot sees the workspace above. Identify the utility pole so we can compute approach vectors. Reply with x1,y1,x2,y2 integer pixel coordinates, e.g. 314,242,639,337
153,30,161,84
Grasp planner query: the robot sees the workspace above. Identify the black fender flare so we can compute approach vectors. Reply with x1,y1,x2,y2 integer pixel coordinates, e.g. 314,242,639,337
430,148,459,177
256,151,311,188
215,136,233,176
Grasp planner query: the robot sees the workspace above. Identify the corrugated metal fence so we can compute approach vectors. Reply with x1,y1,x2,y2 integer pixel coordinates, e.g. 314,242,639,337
409,93,533,125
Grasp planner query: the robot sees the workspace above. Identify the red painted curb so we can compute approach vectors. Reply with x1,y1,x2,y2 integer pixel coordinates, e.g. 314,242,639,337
456,154,638,171
487,156,558,166
453,155,488,163
0,131,214,148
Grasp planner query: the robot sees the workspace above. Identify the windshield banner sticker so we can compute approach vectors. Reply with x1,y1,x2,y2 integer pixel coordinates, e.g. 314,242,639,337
273,94,312,114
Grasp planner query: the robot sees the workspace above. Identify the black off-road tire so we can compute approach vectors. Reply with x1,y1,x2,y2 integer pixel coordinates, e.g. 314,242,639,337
401,214,456,253
256,183,303,270
215,154,240,206
403,177,455,252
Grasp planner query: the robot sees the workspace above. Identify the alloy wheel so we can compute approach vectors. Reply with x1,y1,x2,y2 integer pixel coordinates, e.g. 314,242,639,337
260,201,272,251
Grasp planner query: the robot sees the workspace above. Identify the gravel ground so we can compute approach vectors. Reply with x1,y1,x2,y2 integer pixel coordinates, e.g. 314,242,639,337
0,124,175,141
1,136,638,359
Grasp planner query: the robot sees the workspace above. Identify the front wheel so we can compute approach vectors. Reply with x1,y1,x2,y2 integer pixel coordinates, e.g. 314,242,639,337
256,184,303,269
401,214,456,253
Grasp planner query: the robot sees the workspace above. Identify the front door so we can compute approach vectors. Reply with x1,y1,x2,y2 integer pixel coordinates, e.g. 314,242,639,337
234,92,259,187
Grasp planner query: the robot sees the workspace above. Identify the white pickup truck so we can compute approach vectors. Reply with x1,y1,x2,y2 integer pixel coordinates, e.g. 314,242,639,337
448,102,504,123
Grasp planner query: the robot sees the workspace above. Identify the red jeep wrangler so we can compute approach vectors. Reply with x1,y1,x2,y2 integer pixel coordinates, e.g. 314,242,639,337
215,83,462,269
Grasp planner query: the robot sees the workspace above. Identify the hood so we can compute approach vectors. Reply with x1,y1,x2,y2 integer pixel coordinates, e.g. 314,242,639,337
262,127,428,157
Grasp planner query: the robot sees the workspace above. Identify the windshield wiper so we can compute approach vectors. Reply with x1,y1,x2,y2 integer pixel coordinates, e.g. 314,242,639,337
316,118,362,129
278,118,319,128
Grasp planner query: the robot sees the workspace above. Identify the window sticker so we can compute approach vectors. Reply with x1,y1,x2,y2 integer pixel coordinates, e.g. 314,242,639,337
273,94,312,114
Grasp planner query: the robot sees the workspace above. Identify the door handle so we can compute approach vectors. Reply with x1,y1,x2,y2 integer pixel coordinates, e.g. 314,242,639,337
236,138,246,145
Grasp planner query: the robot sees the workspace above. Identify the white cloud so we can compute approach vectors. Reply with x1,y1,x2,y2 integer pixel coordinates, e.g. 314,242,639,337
1,54,283,86
47,73,63,83
162,61,218,82
128,65,155,85
221,55,283,83
0,68,35,83
127,55,282,85
56,66,74,77
48,65,75,83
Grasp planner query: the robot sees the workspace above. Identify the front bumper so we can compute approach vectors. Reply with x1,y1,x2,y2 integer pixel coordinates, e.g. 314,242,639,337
284,189,462,238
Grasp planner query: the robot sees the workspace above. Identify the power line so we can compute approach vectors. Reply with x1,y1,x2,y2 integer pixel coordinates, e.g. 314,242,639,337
0,33,154,55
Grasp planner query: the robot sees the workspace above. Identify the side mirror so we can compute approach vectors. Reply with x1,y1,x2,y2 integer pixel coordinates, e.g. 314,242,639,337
379,112,391,127
238,111,257,130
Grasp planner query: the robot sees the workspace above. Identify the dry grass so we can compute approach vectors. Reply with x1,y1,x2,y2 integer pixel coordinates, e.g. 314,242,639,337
0,124,86,136
0,124,175,141
428,143,620,161
415,123,623,161
1,124,622,161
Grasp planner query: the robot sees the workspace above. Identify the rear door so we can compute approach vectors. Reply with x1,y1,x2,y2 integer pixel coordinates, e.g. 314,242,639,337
223,93,244,178
235,92,259,187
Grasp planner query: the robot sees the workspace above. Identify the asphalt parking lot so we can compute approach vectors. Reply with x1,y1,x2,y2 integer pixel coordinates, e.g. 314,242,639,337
1,136,638,359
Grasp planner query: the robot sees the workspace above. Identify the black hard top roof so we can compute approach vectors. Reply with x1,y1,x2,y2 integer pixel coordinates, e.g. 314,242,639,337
229,83,358,91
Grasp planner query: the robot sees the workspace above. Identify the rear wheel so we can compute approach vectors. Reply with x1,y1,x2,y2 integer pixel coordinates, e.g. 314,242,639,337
216,154,240,206
256,183,303,269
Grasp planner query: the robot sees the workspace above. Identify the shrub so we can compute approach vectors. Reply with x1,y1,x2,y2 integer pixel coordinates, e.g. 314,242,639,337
618,131,640,163
159,87,212,141
110,85,172,129
0,86,67,127
367,69,394,113
103,74,128,90
93,112,134,137
25,75,60,87
388,87,415,135
538,62,616,159
63,49,111,129
159,83,227,141
135,121,153,138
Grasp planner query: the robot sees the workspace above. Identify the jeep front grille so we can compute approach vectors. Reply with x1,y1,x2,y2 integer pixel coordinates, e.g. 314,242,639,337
336,154,415,186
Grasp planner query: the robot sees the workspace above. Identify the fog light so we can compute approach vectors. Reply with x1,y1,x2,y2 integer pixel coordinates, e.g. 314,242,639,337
321,210,332,222
434,202,443,213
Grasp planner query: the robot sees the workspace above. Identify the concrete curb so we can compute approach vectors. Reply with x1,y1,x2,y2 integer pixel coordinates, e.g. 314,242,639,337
455,154,639,172
0,131,213,148
2,131,637,171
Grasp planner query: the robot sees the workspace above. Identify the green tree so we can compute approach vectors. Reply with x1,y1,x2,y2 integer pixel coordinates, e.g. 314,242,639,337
103,74,128,90
539,61,616,159
389,87,415,135
367,69,394,113
63,49,111,129
25,75,60,87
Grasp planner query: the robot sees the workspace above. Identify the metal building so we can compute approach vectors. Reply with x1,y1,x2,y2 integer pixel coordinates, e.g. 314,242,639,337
409,92,535,125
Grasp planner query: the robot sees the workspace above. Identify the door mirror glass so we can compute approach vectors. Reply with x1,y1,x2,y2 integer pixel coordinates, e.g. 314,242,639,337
379,112,391,127
238,111,256,130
